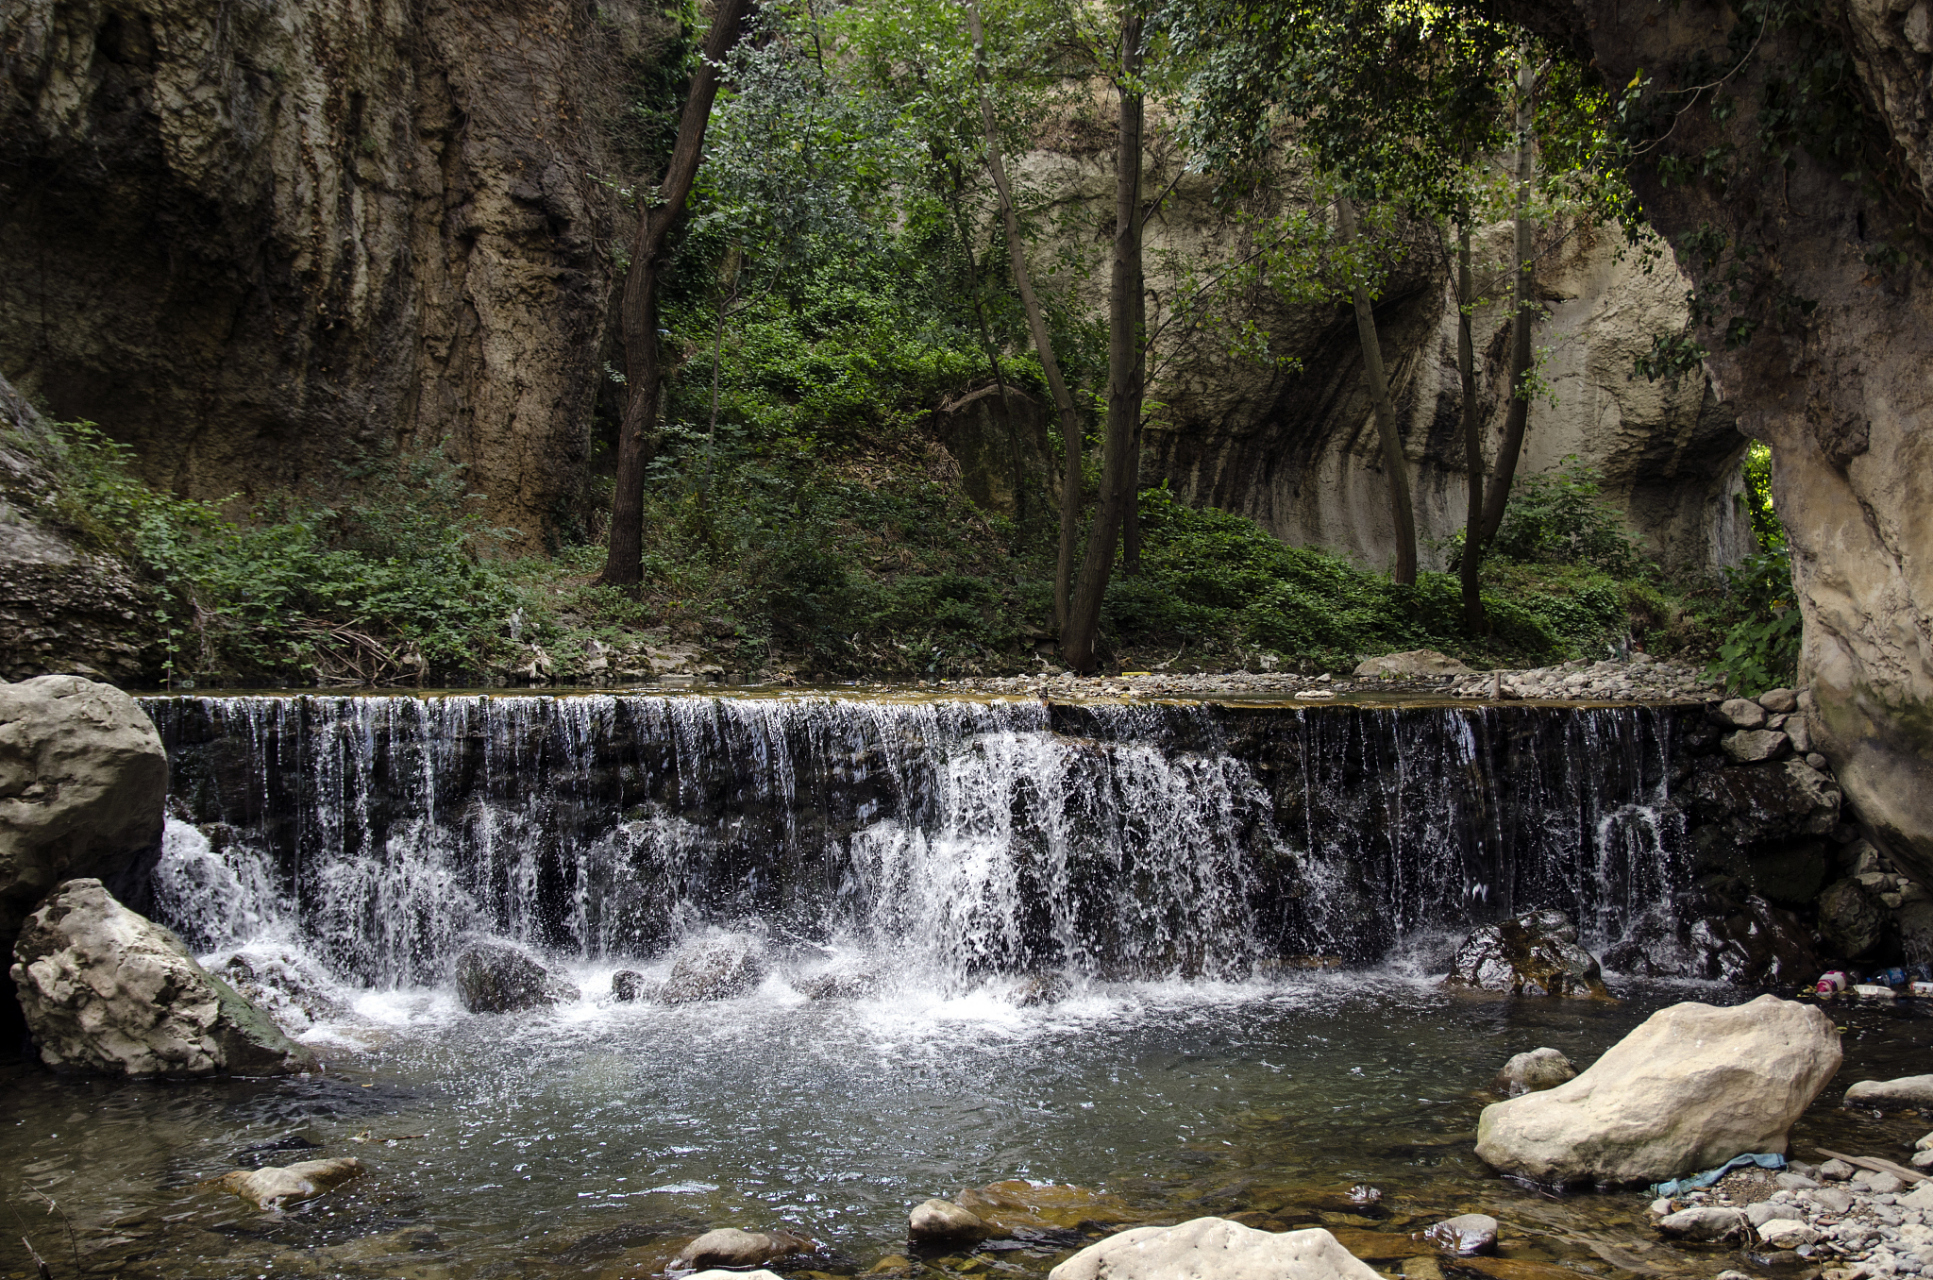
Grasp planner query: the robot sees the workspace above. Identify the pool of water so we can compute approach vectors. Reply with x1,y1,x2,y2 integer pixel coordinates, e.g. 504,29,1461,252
6,971,1929,1280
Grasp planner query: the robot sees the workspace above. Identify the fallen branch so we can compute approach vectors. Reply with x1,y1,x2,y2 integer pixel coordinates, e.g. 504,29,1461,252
21,1235,52,1280
1813,1148,1928,1185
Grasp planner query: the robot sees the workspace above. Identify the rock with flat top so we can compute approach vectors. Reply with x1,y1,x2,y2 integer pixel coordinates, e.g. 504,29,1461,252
10,878,316,1076
1719,698,1768,729
1757,1219,1823,1249
1048,1218,1383,1280
1722,729,1789,762
908,1198,987,1242
1845,1075,1933,1109
1758,689,1799,714
1353,650,1471,678
1494,1048,1577,1096
1475,994,1841,1186
207,1157,363,1210
1657,1207,1751,1242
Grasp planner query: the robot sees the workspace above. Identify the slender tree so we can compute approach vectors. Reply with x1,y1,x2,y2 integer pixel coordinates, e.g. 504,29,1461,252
1336,195,1418,585
1454,198,1486,633
1477,54,1538,547
1061,4,1146,673
602,0,757,589
965,0,1089,632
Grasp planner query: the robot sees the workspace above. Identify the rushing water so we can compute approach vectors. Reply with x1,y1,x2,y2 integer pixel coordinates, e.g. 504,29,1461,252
12,690,1920,1280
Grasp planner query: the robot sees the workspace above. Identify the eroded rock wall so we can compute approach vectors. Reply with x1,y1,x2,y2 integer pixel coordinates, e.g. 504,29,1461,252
1020,147,1752,577
1526,0,1933,886
0,0,664,550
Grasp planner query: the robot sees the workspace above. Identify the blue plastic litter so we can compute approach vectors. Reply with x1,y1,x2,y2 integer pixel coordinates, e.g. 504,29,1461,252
1650,1152,1787,1197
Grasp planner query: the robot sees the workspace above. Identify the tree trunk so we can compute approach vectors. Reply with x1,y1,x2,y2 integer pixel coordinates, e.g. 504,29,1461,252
1456,212,1486,633
1477,54,1537,548
966,0,1086,633
1060,8,1145,674
600,0,756,588
1336,196,1417,586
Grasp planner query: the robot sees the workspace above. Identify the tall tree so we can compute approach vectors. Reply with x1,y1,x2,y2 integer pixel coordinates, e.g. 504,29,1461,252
1336,196,1417,585
965,0,1089,633
1476,54,1538,548
602,0,757,589
1061,4,1146,673
1454,194,1486,633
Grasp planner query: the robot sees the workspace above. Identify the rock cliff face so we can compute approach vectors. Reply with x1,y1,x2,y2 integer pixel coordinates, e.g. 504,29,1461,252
0,0,665,550
1021,148,1752,576
1525,0,1933,887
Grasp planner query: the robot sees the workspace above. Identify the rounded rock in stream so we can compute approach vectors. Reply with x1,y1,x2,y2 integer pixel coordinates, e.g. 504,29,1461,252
1475,994,1841,1187
660,933,766,1004
1444,909,1609,998
452,938,578,1013
672,1227,814,1270
908,1198,989,1243
206,1156,364,1210
10,878,317,1076
1493,1048,1577,1097
611,969,654,1002
1048,1218,1384,1280
1422,1213,1498,1255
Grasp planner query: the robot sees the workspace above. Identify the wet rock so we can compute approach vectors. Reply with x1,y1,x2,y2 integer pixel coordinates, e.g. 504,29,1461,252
909,1199,988,1243
452,938,578,1013
1723,729,1789,762
10,878,316,1076
0,676,170,963
1493,1048,1577,1097
1013,973,1072,1007
216,946,349,1034
1897,901,1933,963
1845,1076,1933,1109
206,1157,363,1210
1657,1207,1752,1242
1720,699,1769,729
672,1228,814,1270
1475,994,1842,1186
791,964,879,1001
611,970,653,1003
957,1180,1134,1234
660,933,766,1004
1758,1219,1823,1249
1424,1214,1499,1255
1819,879,1889,959
1048,1219,1384,1280
1444,908,1608,998
1354,651,1471,678
688,1271,785,1280
1690,761,1842,855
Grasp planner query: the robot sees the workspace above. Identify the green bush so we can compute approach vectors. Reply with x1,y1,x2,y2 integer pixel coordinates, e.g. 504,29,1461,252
1706,443,1801,694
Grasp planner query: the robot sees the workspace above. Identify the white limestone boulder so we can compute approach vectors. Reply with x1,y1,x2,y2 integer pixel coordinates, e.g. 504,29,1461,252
1475,994,1841,1186
10,878,316,1076
1049,1218,1383,1280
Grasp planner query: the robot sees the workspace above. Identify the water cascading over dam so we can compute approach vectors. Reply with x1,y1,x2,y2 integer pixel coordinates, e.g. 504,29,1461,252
140,692,1695,990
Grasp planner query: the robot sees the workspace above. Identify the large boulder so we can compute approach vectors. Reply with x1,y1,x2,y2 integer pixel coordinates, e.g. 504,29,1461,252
1604,884,1819,986
1048,1218,1383,1280
10,878,316,1076
1817,878,1888,959
1444,908,1608,998
660,933,766,1004
452,938,578,1013
1,676,169,958
1844,1076,1933,1111
1474,994,1841,1187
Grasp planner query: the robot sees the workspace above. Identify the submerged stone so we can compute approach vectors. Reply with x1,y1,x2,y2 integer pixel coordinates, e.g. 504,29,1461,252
206,1157,363,1210
661,933,766,1004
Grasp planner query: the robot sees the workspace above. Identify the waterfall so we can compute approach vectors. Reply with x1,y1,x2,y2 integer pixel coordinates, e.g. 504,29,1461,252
141,692,1689,990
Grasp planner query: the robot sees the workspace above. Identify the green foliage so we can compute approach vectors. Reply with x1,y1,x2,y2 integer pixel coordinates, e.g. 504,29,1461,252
1706,442,1800,694
1484,459,1643,576
27,422,519,686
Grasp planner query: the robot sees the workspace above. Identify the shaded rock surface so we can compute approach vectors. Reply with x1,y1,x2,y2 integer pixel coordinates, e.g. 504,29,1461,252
1354,651,1471,678
10,878,315,1076
1605,883,1819,987
1,674,169,964
661,933,766,1004
1444,909,1608,998
1845,1076,1933,1110
1494,1048,1577,1098
452,938,578,1014
1048,1218,1384,1280
1475,995,1841,1186
956,1181,1135,1235
1657,1207,1751,1242
206,1157,363,1211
